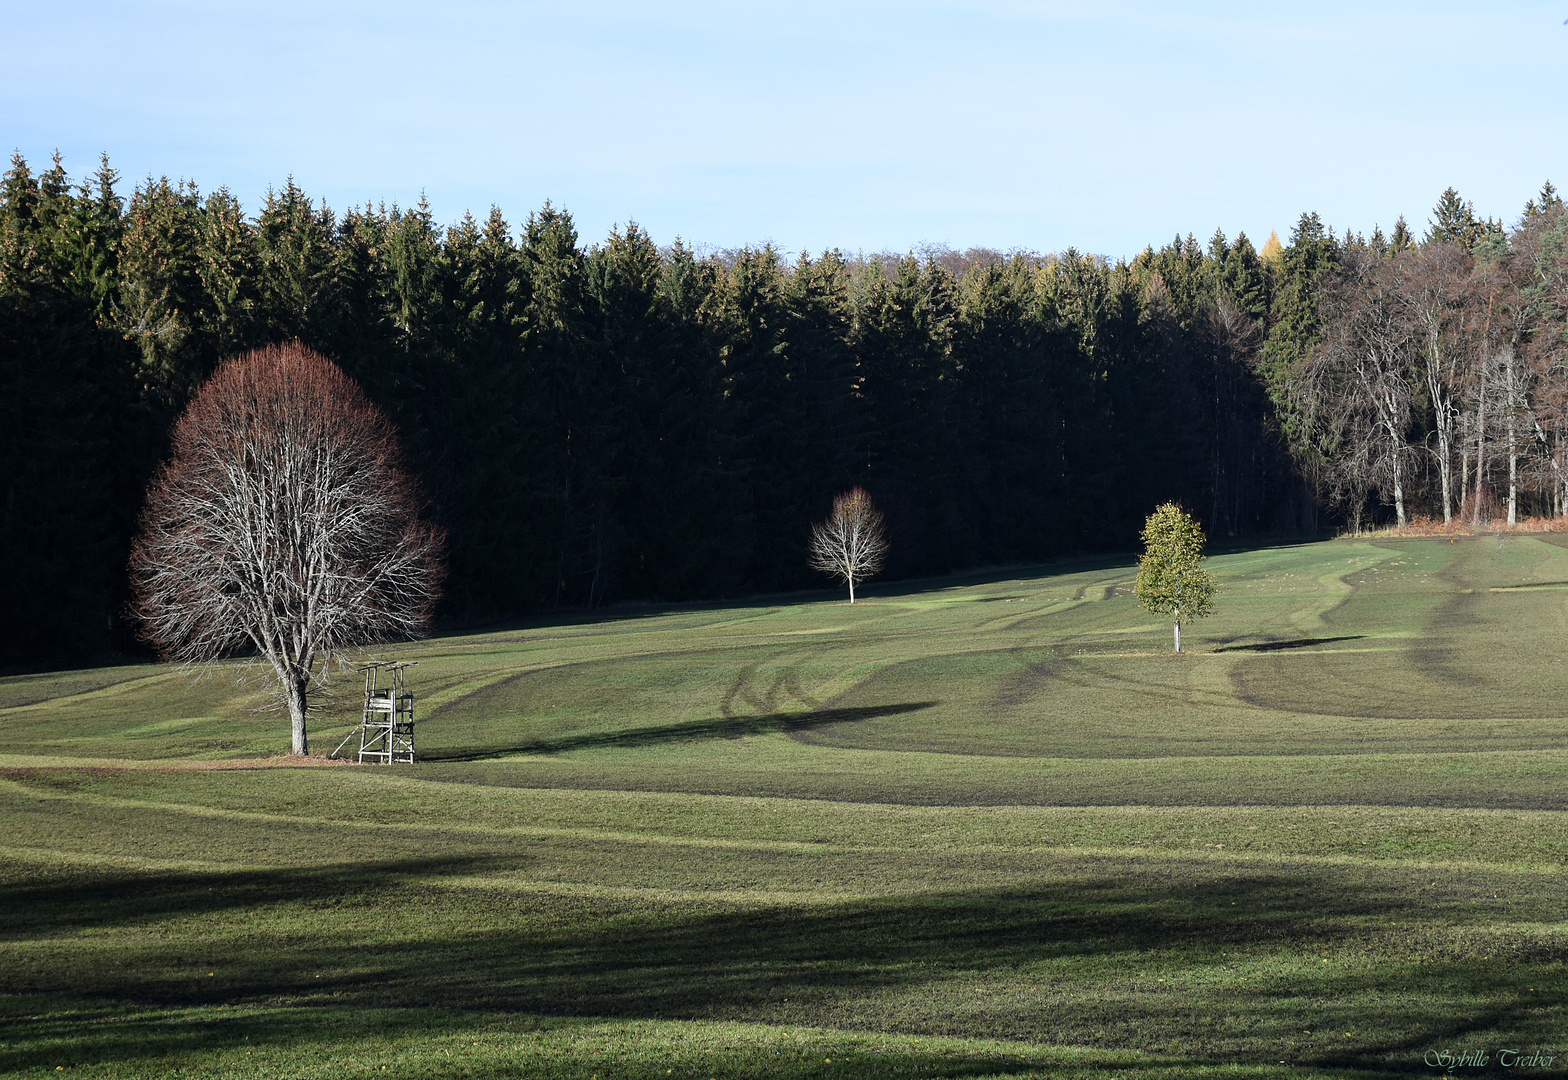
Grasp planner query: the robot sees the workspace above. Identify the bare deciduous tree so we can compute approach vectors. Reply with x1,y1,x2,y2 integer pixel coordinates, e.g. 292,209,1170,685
129,342,444,755
1396,242,1469,523
1466,257,1530,524
1283,196,1568,531
808,487,888,603
1305,250,1418,527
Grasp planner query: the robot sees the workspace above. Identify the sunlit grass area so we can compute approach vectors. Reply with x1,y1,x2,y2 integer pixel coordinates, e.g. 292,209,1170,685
3,535,1566,1077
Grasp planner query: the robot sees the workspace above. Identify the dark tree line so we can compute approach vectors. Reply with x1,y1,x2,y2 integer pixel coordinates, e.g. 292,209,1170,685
6,150,1392,668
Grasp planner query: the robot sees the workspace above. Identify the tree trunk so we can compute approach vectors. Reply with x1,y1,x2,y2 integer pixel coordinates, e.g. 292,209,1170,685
286,675,310,756
1436,422,1453,524
1173,620,1182,653
1460,441,1470,519
848,577,856,604
1390,441,1406,529
1508,443,1518,526
1506,349,1518,526
1373,386,1407,529
1473,369,1487,526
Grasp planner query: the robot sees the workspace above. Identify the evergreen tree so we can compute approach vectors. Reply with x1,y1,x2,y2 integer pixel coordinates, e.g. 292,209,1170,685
255,179,339,343
1525,181,1562,221
115,176,207,402
1390,216,1414,254
854,255,961,572
433,207,546,620
196,188,259,362
519,203,605,606
0,154,142,663
1426,188,1499,251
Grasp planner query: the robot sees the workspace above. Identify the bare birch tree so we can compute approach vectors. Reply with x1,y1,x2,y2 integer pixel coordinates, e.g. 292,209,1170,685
1459,256,1530,523
1293,198,1568,529
129,342,445,755
1396,243,1469,523
808,487,888,603
1308,250,1418,527
1516,199,1568,516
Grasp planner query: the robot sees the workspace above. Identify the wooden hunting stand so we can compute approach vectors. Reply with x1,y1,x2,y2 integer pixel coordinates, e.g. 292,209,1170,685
330,661,418,764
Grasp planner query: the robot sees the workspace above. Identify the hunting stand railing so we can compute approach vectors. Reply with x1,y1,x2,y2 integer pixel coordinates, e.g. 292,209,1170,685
331,661,418,764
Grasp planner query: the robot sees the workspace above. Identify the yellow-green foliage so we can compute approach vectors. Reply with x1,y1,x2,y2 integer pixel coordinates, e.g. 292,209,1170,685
1135,502,1217,625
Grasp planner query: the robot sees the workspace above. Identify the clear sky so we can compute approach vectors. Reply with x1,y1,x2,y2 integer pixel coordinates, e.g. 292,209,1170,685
4,1,1566,260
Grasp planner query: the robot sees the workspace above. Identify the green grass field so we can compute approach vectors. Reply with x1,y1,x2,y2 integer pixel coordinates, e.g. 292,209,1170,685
3,535,1566,1078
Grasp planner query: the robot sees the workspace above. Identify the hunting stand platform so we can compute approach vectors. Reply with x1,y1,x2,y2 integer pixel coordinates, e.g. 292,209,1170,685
330,661,418,764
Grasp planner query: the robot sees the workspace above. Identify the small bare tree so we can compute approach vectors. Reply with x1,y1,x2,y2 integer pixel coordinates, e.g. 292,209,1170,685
808,487,888,603
129,343,444,755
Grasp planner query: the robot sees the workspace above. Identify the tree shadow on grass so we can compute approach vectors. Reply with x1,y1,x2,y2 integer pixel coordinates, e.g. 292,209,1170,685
1488,578,1568,591
1212,635,1365,653
0,1003,1187,1080
1,856,1554,1075
417,701,938,763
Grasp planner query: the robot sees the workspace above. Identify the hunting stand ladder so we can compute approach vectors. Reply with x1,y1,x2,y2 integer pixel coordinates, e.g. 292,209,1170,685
331,661,418,764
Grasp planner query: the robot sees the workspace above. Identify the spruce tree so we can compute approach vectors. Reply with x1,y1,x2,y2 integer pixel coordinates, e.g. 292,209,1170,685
116,176,207,402
1525,181,1562,220
255,179,339,343
0,154,142,662
1390,216,1414,254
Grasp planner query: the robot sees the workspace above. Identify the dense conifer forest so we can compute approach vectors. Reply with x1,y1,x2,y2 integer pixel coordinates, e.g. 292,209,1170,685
4,151,1564,667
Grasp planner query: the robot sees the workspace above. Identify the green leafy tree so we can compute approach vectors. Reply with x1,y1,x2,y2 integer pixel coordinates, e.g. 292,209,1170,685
1134,503,1216,652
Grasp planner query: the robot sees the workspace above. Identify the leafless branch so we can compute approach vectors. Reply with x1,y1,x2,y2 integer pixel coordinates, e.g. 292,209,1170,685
807,487,888,604
129,342,445,754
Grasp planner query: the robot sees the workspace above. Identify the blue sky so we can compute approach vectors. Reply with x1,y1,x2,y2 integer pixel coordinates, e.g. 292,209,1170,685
4,1,1566,259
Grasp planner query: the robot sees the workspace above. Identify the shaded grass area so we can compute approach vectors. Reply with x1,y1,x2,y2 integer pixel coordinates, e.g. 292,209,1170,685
4,1004,1357,1080
1,770,1564,1077
2,840,1562,1077
4,536,1568,1076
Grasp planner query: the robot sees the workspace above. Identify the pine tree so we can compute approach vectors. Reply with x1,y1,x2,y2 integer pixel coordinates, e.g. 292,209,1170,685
1260,231,1284,268
433,207,547,620
853,254,961,571
196,188,258,362
520,203,606,606
0,154,142,662
255,179,339,343
115,176,207,402
1260,213,1340,446
1427,188,1491,251
1390,216,1414,254
1525,181,1562,220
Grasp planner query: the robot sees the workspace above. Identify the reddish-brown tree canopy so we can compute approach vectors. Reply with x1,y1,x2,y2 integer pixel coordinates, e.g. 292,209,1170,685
129,342,444,753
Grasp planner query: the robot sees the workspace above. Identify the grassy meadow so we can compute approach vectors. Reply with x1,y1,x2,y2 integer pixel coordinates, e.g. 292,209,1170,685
2,535,1567,1078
